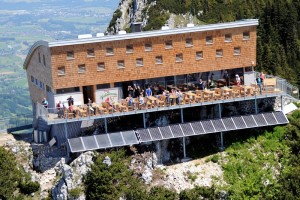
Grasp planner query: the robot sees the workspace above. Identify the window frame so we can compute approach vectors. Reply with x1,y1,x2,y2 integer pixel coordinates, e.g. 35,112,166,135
185,38,193,47
196,51,203,60
145,43,152,52
106,47,114,55
216,49,223,57
243,31,250,40
155,56,163,64
117,60,125,69
87,48,95,57
165,40,173,49
224,33,232,42
176,53,183,62
58,66,66,76
136,58,144,67
66,51,74,60
78,64,86,73
126,44,134,54
206,36,213,44
234,47,241,55
97,62,105,71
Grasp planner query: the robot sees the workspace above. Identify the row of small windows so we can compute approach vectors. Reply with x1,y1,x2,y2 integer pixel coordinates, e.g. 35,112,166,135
66,32,250,59
38,52,46,66
31,75,45,90
58,47,241,75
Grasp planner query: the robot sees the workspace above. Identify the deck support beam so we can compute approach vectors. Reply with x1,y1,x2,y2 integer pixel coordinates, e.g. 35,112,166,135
255,97,258,114
104,118,108,134
181,108,187,159
218,103,224,151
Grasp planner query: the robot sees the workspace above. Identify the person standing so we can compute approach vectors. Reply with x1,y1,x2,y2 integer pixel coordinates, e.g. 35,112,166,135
42,98,48,108
198,79,205,90
67,96,74,106
145,86,152,97
260,72,265,90
223,71,230,87
235,74,241,86
256,75,262,95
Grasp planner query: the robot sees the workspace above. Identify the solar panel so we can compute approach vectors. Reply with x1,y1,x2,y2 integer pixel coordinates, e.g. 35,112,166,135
253,114,267,126
109,132,125,146
180,123,195,136
82,136,98,150
122,131,139,145
149,127,163,141
190,122,205,135
68,137,85,152
159,126,174,139
221,118,236,130
232,116,247,129
95,134,112,148
273,111,289,124
170,124,184,138
212,119,226,132
137,129,152,142
242,115,257,128
263,112,277,125
201,120,215,133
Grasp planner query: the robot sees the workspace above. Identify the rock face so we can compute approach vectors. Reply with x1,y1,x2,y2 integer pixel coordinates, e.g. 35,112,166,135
130,151,158,184
52,151,95,200
108,0,151,34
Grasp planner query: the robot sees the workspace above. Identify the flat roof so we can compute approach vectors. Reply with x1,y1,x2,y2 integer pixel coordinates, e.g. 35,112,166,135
49,19,258,47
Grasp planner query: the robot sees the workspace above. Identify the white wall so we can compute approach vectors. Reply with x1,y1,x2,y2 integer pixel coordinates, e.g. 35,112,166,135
54,92,83,107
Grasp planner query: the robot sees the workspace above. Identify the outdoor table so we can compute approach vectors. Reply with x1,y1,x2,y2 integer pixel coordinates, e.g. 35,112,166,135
169,94,178,105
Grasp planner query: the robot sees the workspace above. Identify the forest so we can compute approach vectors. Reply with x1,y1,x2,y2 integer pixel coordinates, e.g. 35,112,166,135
143,0,300,86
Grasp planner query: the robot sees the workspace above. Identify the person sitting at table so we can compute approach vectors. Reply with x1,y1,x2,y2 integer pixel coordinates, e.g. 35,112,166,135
145,86,152,97
208,79,216,89
126,94,133,106
139,94,145,109
68,104,76,117
176,90,183,105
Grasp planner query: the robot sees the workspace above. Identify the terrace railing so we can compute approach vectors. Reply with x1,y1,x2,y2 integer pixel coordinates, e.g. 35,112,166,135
0,114,33,133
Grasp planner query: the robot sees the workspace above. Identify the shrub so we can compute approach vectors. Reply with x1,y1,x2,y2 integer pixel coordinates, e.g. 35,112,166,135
69,187,81,198
210,154,220,163
19,181,40,194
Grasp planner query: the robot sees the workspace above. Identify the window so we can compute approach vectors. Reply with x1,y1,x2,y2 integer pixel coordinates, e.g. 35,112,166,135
46,85,52,92
67,51,74,60
38,52,41,63
78,64,86,73
165,40,173,49
243,31,250,40
87,48,95,57
43,54,46,66
156,56,163,64
145,43,152,51
216,49,223,57
206,36,213,44
126,45,134,53
97,62,105,71
186,38,193,47
234,47,241,55
56,87,80,94
58,66,65,75
35,78,38,85
225,34,232,42
31,76,34,83
196,51,203,60
96,84,110,90
106,47,114,55
39,80,43,89
176,53,183,62
117,60,125,68
136,58,143,67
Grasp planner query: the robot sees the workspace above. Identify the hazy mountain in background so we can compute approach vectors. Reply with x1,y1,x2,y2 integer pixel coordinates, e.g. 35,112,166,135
0,0,119,120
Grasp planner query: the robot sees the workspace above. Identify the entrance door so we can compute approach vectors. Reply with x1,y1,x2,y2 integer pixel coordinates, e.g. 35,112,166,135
83,85,94,104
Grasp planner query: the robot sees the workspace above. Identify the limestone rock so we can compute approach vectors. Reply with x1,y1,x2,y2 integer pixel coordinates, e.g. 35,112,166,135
103,156,112,167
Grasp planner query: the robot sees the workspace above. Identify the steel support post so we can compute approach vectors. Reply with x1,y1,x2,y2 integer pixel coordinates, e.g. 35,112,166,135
180,108,187,158
104,118,108,134
255,97,258,114
281,95,284,112
143,113,146,128
64,122,68,141
218,103,224,151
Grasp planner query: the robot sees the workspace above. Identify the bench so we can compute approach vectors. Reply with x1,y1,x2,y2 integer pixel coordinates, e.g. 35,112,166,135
263,78,276,92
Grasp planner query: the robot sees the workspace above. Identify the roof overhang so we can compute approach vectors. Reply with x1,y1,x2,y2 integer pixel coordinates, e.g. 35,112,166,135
23,40,49,70
49,19,258,47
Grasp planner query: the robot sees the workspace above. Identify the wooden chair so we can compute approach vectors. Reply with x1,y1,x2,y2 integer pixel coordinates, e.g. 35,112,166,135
232,86,240,98
157,95,166,107
214,88,223,100
183,94,191,104
120,99,128,112
64,108,75,119
102,102,113,114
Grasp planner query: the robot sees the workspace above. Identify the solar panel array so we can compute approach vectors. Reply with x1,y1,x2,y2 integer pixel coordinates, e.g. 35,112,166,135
68,111,289,152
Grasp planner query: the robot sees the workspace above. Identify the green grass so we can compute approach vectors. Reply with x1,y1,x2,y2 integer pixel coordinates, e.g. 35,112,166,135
12,78,28,88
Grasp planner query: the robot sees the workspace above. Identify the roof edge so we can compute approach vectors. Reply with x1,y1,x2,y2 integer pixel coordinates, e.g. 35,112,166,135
49,19,259,47
23,40,49,70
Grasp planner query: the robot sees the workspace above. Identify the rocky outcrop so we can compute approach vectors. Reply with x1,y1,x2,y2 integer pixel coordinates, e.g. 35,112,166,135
52,151,95,200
